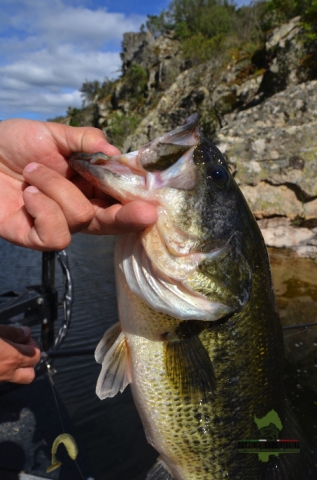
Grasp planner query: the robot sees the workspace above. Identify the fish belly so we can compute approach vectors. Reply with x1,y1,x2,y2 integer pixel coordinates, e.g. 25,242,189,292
127,329,222,480
116,244,285,479
117,260,220,478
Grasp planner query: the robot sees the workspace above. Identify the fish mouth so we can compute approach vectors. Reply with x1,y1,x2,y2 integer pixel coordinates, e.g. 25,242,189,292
70,115,252,317
69,114,201,203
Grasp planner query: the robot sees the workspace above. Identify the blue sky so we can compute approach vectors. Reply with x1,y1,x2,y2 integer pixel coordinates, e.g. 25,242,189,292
0,0,251,121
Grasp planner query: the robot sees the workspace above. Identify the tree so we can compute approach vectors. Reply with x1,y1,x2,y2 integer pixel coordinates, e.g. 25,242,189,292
80,80,101,106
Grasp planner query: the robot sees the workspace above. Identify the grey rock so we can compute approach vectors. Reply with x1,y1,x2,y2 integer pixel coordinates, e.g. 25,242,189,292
121,31,154,73
216,81,317,217
119,19,317,254
257,217,317,257
62,17,317,253
266,16,301,50
121,31,184,98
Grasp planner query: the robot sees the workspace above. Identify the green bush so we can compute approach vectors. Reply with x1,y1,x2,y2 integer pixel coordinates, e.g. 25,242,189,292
146,11,174,37
182,33,226,63
143,0,265,64
171,0,234,39
105,112,141,150
262,0,316,28
66,106,98,127
80,78,115,106
121,63,148,108
303,0,317,40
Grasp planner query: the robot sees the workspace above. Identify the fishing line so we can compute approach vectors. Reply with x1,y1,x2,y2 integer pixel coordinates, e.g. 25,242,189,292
283,328,309,339
283,321,317,330
46,362,86,480
46,363,65,433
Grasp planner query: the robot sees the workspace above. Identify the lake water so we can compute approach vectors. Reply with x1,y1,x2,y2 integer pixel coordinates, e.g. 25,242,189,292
0,235,316,479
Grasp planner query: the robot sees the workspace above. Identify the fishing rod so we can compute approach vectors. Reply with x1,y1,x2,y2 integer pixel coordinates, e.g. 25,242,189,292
0,250,73,357
41,347,95,359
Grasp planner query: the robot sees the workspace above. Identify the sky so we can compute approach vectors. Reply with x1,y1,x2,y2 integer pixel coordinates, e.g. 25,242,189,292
0,0,251,121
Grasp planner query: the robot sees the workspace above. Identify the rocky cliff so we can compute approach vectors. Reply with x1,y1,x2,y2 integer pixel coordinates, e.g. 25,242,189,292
125,18,317,257
61,16,317,256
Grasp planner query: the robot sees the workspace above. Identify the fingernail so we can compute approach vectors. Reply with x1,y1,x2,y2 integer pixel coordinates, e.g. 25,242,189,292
25,186,40,194
24,162,39,173
95,141,121,155
21,326,31,337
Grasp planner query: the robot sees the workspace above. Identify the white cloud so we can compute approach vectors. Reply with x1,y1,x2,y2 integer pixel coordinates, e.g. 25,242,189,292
38,6,145,47
0,88,82,114
1,48,121,89
0,0,146,120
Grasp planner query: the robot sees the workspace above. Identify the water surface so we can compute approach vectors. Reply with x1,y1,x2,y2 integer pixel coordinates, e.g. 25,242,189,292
269,248,317,448
0,237,316,479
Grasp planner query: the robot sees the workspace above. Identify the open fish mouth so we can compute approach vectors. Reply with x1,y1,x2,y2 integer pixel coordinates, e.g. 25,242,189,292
69,114,201,203
69,114,252,321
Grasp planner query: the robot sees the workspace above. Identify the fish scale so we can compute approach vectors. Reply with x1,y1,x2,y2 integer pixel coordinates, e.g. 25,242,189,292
119,242,284,479
69,115,314,479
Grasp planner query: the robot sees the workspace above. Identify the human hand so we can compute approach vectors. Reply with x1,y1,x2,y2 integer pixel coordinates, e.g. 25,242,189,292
0,119,157,250
0,325,41,383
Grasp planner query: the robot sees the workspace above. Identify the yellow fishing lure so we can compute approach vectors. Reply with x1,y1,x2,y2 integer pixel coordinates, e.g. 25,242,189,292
47,433,78,473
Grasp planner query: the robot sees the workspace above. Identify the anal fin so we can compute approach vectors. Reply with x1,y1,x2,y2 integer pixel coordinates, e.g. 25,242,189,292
146,458,174,480
95,322,131,399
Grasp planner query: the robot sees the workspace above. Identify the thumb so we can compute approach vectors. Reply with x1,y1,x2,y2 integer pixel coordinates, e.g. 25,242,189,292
0,325,31,344
47,123,121,158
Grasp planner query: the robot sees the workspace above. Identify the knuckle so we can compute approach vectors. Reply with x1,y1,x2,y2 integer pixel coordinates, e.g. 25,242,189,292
44,231,71,251
34,348,41,364
71,202,94,227
25,222,71,251
19,368,35,384
26,369,35,383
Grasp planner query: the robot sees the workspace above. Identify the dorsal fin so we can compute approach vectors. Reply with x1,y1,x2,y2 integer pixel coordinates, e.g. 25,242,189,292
95,323,131,399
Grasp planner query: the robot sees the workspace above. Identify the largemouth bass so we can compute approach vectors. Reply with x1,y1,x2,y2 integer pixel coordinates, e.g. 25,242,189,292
69,115,314,479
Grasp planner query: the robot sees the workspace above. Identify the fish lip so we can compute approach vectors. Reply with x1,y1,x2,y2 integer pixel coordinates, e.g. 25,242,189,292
69,114,201,180
69,152,99,166
69,151,145,181
70,146,198,193
68,115,202,200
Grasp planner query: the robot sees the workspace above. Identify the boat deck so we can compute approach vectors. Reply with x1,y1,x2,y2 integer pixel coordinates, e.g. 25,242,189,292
0,372,96,480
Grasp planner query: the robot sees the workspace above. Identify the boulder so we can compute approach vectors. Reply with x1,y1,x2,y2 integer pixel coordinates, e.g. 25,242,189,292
216,80,317,220
258,217,317,258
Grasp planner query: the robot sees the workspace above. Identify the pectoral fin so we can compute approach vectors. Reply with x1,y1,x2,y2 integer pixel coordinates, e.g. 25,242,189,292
164,321,216,403
95,323,131,399
95,322,121,364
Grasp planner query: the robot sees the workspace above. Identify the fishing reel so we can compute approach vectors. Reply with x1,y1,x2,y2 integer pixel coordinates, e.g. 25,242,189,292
0,250,73,368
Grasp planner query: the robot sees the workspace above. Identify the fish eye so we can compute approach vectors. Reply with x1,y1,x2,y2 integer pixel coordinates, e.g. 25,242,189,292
207,165,229,188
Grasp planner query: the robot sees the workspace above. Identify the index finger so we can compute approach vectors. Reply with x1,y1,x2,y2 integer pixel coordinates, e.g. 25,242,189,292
83,199,158,235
